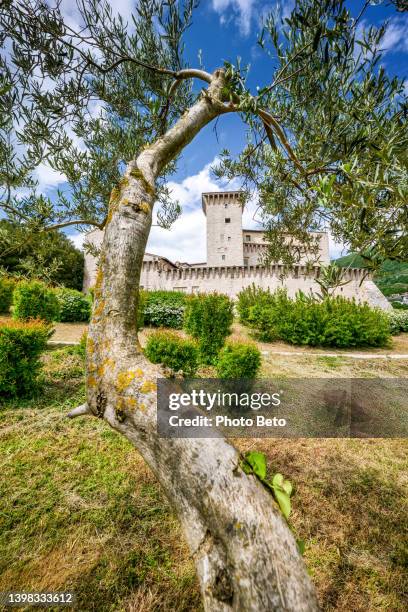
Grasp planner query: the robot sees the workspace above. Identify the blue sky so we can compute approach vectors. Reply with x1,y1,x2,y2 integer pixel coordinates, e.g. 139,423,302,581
34,0,408,262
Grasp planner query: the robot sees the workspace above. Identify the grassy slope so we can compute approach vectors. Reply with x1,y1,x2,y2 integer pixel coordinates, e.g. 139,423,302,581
0,348,200,612
335,254,408,297
0,346,407,611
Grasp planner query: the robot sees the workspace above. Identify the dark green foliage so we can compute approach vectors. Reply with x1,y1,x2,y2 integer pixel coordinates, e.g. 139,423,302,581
237,284,273,325
55,288,91,322
0,276,16,314
392,301,408,311
248,290,390,348
184,293,234,364
144,331,198,377
141,290,187,329
12,280,60,322
0,319,51,397
216,342,261,379
387,311,408,335
0,221,84,290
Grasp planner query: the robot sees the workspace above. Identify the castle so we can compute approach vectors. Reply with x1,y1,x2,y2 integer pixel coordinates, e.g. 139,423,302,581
83,191,390,310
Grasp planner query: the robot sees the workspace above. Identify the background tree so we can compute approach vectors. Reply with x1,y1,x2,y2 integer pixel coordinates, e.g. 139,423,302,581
0,220,84,289
1,0,407,609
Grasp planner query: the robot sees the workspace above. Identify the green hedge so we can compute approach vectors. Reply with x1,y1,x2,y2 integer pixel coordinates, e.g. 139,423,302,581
55,288,91,322
0,319,51,397
184,293,234,364
12,280,60,322
216,341,261,379
237,284,272,325
246,289,390,348
388,311,408,335
140,290,187,329
144,330,198,376
0,277,16,314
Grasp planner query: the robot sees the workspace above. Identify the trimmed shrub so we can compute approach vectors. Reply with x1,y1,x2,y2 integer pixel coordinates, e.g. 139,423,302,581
248,290,390,348
247,288,292,342
216,341,261,379
237,284,273,325
12,280,60,322
0,276,16,314
142,290,187,329
184,293,234,364
144,330,198,376
55,288,91,322
0,319,51,397
388,311,408,335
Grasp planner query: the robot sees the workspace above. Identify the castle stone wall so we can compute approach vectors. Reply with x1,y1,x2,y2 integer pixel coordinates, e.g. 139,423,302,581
140,261,392,310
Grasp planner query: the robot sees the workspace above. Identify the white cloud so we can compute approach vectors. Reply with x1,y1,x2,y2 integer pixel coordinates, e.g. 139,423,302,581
212,1,295,35
69,232,86,251
147,158,241,263
35,164,66,192
329,234,347,261
357,16,408,57
380,16,408,54
212,0,257,36
59,0,136,25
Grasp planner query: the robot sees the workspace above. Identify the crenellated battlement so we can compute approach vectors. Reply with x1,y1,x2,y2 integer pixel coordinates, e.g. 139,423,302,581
141,259,369,282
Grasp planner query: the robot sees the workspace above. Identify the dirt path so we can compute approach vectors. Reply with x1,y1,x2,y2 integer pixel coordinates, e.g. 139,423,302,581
46,320,408,360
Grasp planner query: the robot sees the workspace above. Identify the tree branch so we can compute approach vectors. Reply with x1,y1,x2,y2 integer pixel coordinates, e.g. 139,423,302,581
44,219,104,231
257,109,307,178
68,403,91,418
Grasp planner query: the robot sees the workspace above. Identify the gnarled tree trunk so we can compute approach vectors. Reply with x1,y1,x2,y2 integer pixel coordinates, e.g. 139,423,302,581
72,70,319,611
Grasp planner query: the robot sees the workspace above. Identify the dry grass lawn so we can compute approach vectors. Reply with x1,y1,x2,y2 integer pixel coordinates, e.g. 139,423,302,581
0,330,407,610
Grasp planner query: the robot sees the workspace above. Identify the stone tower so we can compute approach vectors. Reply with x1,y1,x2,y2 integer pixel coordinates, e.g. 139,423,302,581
202,191,244,267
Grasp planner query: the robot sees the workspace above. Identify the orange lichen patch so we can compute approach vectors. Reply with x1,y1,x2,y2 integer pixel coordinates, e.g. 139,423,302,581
94,268,104,299
109,185,120,204
129,167,155,197
138,201,151,214
93,300,105,318
87,337,95,355
125,397,138,409
140,380,157,394
134,368,144,378
87,361,97,373
87,375,97,387
96,357,115,378
116,370,137,392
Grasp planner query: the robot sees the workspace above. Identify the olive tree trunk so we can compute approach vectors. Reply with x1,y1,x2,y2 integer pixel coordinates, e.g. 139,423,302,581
72,70,319,611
